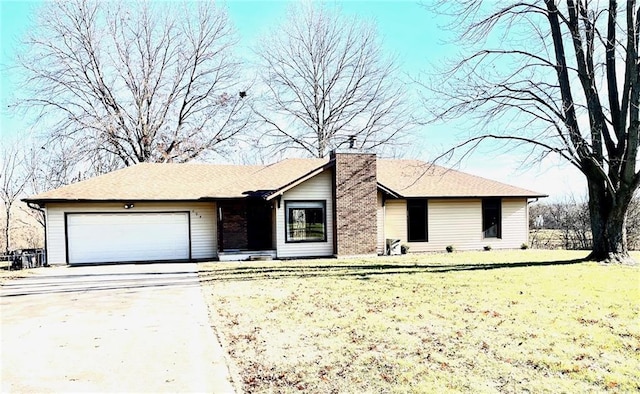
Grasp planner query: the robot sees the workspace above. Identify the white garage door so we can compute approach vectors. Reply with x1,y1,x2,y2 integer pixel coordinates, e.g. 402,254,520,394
66,212,190,264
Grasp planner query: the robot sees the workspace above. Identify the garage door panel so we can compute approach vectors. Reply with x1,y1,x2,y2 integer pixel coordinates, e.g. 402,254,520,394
66,213,190,264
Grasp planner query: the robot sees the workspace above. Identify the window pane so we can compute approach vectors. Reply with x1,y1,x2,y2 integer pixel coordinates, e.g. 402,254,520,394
482,199,501,238
286,201,326,242
408,200,428,242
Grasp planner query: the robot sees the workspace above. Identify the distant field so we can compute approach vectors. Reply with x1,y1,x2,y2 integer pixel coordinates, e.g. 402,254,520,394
529,229,585,250
200,250,640,393
530,228,640,251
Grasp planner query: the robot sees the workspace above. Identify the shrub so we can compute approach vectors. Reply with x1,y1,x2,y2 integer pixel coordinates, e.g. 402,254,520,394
521,243,529,250
483,245,492,251
401,244,410,254
446,245,454,253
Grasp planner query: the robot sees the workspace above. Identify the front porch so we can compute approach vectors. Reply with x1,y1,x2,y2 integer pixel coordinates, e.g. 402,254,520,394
217,199,276,261
217,250,277,262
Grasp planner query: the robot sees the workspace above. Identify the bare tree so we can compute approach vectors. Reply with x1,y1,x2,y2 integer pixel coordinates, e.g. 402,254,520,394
530,197,592,250
17,0,251,168
12,139,83,251
427,1,639,263
530,192,639,250
0,140,31,254
255,2,415,158
627,193,640,250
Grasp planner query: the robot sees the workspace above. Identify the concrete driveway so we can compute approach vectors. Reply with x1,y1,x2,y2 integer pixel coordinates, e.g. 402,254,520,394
1,263,235,393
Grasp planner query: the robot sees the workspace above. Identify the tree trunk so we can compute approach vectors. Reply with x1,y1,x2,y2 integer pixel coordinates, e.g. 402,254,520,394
3,205,10,255
587,180,636,264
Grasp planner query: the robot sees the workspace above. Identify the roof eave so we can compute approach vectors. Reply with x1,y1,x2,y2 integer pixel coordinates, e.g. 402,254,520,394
398,194,549,199
21,197,224,205
377,182,403,198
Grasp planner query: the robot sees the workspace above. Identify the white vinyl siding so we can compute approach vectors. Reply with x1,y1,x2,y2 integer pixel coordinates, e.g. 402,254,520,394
501,198,529,246
419,199,481,252
376,192,385,254
275,170,333,258
383,199,407,242
45,202,216,265
382,198,529,252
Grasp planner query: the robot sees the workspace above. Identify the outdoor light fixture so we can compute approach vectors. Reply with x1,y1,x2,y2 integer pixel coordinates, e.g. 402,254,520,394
123,203,135,209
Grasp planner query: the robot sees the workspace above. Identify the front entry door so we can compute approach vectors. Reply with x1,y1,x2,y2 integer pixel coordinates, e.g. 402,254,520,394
218,200,273,251
247,201,273,250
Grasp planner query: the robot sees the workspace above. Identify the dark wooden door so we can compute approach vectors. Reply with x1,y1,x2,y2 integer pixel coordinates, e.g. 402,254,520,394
247,201,273,250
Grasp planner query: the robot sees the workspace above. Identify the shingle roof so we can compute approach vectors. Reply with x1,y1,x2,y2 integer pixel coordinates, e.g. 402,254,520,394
377,160,545,198
24,157,545,203
24,159,329,202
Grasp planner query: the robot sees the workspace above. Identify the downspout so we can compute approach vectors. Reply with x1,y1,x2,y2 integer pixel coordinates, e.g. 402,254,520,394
26,202,47,266
525,198,539,247
382,198,386,256
381,193,386,255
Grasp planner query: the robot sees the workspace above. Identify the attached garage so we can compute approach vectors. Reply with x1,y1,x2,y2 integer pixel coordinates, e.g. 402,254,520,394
65,212,190,265
23,159,545,265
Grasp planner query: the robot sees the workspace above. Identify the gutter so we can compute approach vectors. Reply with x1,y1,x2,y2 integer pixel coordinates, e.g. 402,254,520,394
377,182,403,199
527,198,540,205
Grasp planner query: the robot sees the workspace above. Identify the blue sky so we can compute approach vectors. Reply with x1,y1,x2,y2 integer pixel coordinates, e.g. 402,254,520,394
0,0,585,200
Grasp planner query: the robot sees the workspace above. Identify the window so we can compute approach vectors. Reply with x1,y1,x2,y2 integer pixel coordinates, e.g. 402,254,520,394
482,198,502,238
407,199,428,242
285,201,326,242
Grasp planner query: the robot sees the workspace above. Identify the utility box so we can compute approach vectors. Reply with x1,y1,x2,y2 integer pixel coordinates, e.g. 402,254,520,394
386,238,401,256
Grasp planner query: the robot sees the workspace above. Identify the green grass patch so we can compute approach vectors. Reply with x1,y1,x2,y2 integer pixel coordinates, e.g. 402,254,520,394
199,250,640,393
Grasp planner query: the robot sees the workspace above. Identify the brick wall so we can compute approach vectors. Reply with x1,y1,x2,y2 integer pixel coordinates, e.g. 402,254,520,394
332,152,377,256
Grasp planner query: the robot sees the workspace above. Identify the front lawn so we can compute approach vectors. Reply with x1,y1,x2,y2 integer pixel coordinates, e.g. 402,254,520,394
199,250,640,393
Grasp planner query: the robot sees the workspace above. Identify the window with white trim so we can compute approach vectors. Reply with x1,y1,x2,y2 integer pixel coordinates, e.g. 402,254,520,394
285,201,326,242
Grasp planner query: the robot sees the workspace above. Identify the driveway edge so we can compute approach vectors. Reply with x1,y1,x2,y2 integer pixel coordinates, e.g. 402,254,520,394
197,265,244,393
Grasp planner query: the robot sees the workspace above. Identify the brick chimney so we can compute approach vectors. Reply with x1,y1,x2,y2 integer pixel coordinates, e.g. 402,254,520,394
331,151,377,256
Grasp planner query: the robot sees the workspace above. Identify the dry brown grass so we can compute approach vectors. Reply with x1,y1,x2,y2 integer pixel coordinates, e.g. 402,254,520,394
199,250,640,393
0,267,37,285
